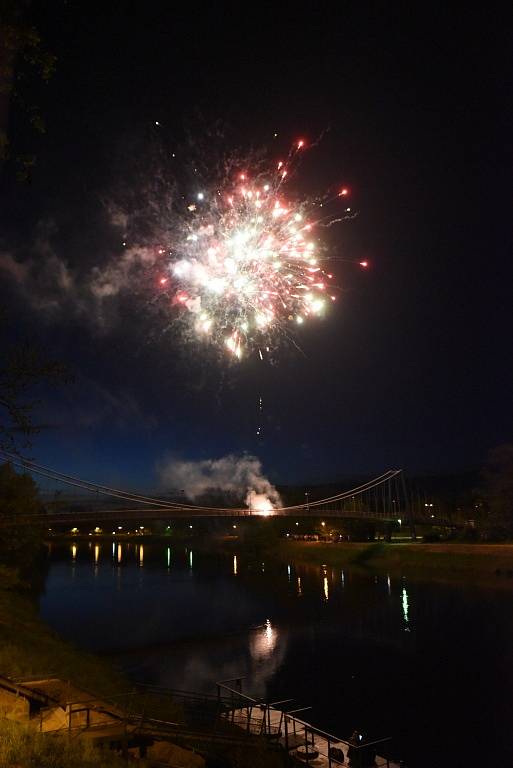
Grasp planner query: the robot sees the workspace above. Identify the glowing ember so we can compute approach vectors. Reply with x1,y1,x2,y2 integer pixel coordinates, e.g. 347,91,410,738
247,490,274,516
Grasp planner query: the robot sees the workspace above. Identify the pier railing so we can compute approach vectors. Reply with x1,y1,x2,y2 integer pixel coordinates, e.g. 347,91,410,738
37,676,394,765
216,677,394,768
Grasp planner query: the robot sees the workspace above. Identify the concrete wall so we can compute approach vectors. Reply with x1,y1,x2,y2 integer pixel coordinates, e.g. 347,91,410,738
0,689,30,721
147,741,205,768
39,706,67,732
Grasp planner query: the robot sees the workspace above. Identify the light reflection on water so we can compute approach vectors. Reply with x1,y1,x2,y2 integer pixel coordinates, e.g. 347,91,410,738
39,541,513,768
323,575,329,601
42,542,412,693
402,585,410,630
250,618,278,661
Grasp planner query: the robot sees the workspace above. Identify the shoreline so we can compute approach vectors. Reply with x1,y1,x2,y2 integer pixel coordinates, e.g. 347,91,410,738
264,540,513,589
0,564,129,697
46,534,513,588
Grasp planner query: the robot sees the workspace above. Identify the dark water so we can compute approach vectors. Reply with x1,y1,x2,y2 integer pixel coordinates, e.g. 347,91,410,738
40,541,513,767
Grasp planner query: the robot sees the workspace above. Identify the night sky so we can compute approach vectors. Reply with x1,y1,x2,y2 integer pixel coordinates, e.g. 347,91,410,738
1,3,512,488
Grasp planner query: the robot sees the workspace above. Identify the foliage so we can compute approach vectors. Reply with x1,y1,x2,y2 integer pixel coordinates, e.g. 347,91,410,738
0,720,129,768
344,519,377,542
0,568,128,696
271,539,513,587
0,562,21,590
481,444,513,537
0,1,56,178
0,327,68,452
0,462,43,570
350,541,385,563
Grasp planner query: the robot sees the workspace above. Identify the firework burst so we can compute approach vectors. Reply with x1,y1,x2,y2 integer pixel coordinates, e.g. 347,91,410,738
158,139,352,360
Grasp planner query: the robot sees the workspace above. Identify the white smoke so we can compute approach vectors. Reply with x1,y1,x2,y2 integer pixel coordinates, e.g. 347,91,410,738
157,453,282,511
0,240,158,330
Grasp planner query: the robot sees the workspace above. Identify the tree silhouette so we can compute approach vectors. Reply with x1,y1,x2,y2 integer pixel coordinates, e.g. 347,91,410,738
0,1,56,179
0,460,43,569
482,444,513,537
0,330,67,453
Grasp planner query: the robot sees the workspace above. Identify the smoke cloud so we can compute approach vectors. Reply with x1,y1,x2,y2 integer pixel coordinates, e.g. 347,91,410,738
157,453,282,510
0,226,159,332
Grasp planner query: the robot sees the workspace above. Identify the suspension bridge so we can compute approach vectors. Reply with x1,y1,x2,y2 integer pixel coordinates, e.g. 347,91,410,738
0,449,447,532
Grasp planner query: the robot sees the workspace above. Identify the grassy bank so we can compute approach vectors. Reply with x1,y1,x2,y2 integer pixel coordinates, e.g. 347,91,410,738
0,564,146,767
267,540,513,586
0,565,128,696
0,719,127,768
0,563,280,768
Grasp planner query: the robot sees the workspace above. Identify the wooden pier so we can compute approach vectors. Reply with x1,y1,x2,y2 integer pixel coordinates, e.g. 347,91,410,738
0,673,400,767
217,678,400,768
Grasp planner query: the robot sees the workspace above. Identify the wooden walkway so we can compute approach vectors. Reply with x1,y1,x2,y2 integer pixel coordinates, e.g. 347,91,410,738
1,674,400,766
217,679,400,768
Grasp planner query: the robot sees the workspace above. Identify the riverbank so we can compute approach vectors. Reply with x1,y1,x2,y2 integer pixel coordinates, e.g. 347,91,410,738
0,562,283,768
0,564,128,696
0,563,141,767
48,534,513,587
268,540,513,587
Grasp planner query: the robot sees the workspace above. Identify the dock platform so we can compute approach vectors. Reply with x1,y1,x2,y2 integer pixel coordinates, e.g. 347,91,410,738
217,678,400,768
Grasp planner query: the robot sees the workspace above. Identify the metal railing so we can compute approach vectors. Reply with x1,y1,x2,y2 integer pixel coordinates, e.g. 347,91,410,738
21,674,395,766
215,677,395,768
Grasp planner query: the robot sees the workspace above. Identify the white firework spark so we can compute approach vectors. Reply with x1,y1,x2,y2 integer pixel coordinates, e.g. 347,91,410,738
157,139,355,359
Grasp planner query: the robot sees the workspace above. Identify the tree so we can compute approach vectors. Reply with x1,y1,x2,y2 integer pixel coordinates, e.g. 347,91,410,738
0,331,67,453
0,1,56,178
481,444,513,538
0,460,42,568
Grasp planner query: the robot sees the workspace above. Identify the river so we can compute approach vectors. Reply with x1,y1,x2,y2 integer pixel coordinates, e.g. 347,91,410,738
39,540,513,767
